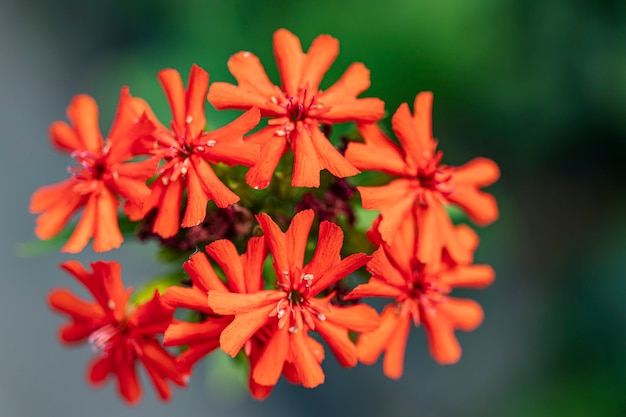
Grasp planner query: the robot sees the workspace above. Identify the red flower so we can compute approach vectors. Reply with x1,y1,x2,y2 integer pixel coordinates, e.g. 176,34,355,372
345,92,499,264
208,29,385,189
205,210,379,391
345,222,494,379
131,64,261,238
48,261,187,404
30,89,157,253
164,236,322,399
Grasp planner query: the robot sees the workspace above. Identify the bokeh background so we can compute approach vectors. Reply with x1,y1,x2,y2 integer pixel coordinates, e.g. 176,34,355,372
2,0,625,416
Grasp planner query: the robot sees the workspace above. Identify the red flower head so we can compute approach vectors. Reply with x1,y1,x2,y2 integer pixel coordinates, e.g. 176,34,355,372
30,89,158,253
164,236,323,399
346,92,499,265
131,64,261,238
48,261,187,404
204,210,379,392
345,221,494,379
208,28,385,189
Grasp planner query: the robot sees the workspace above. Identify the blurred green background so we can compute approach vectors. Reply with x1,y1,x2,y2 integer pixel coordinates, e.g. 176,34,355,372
2,0,625,416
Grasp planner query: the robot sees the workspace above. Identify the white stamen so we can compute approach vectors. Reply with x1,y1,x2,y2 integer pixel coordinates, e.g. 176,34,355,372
277,310,285,319
317,313,326,321
206,140,216,147
88,323,118,355
185,115,193,124
253,186,259,190
275,129,286,137
196,146,205,152
243,51,251,58
180,158,190,175
289,326,298,333
303,273,314,282
270,96,278,104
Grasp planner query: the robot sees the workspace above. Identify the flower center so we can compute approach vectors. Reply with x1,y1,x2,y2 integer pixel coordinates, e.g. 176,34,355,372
88,323,124,357
415,151,454,204
285,88,319,123
155,116,218,185
68,150,107,181
273,271,325,333
406,263,446,313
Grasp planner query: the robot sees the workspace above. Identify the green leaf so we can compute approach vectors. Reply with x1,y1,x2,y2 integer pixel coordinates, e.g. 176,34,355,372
354,205,379,233
205,349,248,402
16,228,74,258
445,204,468,223
130,271,187,305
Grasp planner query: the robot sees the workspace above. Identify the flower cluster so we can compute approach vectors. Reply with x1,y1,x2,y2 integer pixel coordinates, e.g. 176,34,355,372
34,28,499,404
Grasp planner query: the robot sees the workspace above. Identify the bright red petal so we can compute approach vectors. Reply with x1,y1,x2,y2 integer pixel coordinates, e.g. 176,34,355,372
62,193,98,253
206,239,246,293
227,51,279,99
412,92,434,154
291,127,321,188
299,34,338,94
181,163,209,228
164,319,230,347
357,179,418,243
49,121,80,153
219,303,276,357
152,177,183,238
184,64,209,137
256,213,289,281
309,125,360,179
347,122,407,176
306,221,343,277
93,188,123,252
382,309,411,379
245,128,288,190
67,94,103,154
48,288,103,322
439,265,495,289
183,251,229,293
318,98,385,124
31,180,84,239
273,29,304,97
392,102,426,171
314,319,357,367
289,329,325,388
208,82,278,114
357,304,399,365
320,62,371,104
286,209,314,273
191,154,239,209
158,69,186,129
251,324,289,386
